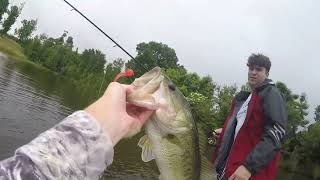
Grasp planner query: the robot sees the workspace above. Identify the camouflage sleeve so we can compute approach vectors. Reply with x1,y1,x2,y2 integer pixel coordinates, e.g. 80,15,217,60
0,111,114,180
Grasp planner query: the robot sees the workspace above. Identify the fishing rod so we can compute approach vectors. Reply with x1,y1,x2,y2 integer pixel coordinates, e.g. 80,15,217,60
62,0,148,72
61,1,216,146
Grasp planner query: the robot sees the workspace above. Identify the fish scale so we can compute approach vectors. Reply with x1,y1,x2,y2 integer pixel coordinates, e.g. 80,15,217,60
146,121,197,180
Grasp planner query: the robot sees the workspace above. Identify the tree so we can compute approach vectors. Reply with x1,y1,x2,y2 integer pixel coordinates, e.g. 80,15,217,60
80,49,106,74
14,19,37,42
1,5,22,34
23,35,42,62
276,82,309,137
164,67,216,132
55,31,67,45
213,85,237,127
65,36,73,49
315,105,320,122
240,83,251,91
291,123,320,169
0,0,9,22
126,41,181,76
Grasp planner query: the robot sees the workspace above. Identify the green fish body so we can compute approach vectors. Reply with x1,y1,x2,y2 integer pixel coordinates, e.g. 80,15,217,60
128,67,216,180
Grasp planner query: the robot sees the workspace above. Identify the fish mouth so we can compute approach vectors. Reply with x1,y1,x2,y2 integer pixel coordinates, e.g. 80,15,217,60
129,101,159,110
132,67,162,88
128,66,188,135
128,67,164,110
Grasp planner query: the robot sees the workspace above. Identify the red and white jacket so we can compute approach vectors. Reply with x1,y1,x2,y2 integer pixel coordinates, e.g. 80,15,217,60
212,79,287,180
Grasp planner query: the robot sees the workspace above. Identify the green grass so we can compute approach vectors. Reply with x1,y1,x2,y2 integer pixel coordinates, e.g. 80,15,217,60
0,35,53,73
0,35,27,60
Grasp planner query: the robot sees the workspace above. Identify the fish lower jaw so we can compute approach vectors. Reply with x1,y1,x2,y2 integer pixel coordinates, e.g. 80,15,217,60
130,101,159,110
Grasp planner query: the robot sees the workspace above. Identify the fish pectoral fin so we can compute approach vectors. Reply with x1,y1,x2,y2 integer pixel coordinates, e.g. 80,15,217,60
138,135,155,162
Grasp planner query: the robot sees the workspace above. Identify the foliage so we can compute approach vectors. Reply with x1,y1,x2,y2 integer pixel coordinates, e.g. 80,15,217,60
212,85,237,127
0,0,9,22
14,19,37,42
1,4,22,34
240,82,251,91
17,31,127,103
296,123,320,164
282,122,320,178
276,82,309,137
276,83,320,179
315,105,320,122
126,41,182,77
186,92,208,105
163,67,217,131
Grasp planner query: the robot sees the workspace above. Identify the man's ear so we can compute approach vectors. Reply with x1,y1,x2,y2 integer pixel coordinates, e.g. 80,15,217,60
266,72,269,77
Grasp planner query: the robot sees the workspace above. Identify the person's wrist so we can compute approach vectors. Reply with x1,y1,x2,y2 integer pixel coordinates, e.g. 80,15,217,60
84,96,119,145
105,115,130,146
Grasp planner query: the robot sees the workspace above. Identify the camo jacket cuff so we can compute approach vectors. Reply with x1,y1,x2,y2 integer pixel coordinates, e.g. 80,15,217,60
0,110,114,180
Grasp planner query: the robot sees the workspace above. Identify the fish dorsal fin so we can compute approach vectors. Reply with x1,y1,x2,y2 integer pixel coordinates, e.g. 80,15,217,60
138,135,156,162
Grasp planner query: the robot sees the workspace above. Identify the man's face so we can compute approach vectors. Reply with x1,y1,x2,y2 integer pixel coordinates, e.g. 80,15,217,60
248,65,268,89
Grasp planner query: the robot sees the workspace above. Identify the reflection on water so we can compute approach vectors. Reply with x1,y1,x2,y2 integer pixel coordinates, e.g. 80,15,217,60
0,57,74,159
0,54,315,179
102,136,159,180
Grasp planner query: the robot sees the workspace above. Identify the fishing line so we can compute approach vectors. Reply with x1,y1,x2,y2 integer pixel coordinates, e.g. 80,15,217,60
61,0,148,72
61,1,216,146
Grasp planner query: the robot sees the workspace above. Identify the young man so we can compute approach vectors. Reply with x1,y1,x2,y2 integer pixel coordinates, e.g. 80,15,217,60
212,54,288,180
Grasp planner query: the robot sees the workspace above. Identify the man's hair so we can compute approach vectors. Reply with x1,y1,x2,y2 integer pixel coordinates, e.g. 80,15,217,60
247,53,271,72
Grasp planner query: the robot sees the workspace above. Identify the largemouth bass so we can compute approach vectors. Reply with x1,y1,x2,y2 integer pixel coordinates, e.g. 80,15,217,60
127,67,216,180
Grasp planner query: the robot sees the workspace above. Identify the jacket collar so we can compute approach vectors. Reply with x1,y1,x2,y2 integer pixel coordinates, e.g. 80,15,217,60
255,78,275,91
235,79,275,101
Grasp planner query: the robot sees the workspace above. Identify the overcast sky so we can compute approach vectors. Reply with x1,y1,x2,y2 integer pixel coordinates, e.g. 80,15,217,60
10,0,320,123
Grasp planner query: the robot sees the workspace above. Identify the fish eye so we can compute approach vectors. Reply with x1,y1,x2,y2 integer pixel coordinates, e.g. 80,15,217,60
168,84,176,91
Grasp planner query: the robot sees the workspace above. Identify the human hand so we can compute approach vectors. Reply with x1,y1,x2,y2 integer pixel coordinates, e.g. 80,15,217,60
213,128,222,139
85,82,153,146
228,165,251,180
